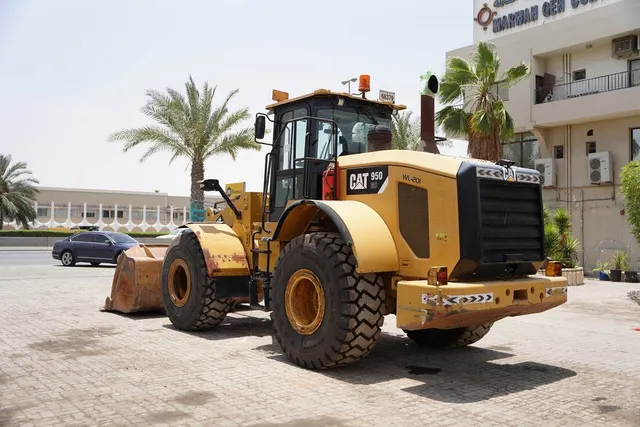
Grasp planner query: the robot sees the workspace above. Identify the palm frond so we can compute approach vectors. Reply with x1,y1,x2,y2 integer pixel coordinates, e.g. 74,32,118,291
501,62,531,88
205,127,260,160
0,154,39,229
435,106,470,139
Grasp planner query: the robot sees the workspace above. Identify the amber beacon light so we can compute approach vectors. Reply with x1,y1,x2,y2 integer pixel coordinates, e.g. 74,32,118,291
358,74,370,93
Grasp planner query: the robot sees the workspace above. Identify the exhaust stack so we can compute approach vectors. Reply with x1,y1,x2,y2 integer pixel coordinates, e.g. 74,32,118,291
418,73,440,154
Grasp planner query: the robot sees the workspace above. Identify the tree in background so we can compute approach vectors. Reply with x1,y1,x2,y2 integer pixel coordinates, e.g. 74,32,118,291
391,111,421,151
434,41,530,161
621,161,640,245
108,76,260,210
0,154,39,230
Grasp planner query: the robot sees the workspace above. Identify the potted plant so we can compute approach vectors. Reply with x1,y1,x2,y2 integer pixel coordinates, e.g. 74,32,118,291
610,250,630,283
592,261,610,281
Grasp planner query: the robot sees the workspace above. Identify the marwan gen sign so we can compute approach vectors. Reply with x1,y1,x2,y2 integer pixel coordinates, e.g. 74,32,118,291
475,0,598,34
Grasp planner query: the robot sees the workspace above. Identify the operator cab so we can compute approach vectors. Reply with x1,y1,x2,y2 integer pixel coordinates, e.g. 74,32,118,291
254,76,406,221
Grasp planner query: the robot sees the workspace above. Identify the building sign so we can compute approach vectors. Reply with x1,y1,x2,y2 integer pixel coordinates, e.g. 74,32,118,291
378,90,395,103
476,0,598,34
189,201,205,222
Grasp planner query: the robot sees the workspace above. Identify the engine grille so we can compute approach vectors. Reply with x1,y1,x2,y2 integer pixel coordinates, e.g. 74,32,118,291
478,179,544,263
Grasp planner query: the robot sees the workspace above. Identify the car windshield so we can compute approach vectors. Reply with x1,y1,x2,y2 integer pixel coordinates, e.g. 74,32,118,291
108,233,137,244
315,106,392,159
170,228,185,235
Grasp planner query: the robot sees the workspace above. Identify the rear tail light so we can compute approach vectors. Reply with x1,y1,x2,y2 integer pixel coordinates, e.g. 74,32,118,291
545,261,563,277
428,266,448,286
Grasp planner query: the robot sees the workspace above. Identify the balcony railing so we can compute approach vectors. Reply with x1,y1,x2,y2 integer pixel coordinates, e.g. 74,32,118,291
535,69,640,104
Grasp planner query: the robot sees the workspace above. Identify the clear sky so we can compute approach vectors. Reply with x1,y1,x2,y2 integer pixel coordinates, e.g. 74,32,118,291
0,0,472,196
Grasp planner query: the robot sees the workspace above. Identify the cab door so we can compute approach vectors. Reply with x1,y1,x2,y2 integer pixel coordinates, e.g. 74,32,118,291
269,105,310,221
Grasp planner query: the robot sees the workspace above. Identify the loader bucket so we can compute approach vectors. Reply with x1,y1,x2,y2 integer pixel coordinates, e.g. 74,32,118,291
103,244,169,314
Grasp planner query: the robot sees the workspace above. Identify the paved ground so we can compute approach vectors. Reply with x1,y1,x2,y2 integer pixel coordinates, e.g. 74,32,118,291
1,259,639,427
0,251,53,266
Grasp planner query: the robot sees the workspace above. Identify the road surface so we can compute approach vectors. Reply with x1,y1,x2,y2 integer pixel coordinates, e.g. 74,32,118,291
0,250,55,266
1,262,639,426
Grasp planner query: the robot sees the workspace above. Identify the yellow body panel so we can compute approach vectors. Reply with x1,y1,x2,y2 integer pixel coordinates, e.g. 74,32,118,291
261,200,399,274
314,200,399,273
338,157,461,279
187,223,250,277
396,275,568,330
337,149,472,179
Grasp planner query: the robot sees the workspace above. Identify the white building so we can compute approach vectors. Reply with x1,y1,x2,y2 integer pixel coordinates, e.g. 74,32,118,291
446,0,640,272
1,186,224,233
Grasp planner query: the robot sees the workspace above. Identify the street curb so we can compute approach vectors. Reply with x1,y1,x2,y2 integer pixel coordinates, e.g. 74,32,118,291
0,247,53,252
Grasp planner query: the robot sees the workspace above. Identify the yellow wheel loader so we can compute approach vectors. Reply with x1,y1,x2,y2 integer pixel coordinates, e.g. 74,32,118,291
104,74,568,370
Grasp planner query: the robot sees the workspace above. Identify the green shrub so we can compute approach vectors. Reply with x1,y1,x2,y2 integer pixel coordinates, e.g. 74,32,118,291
0,229,165,238
543,206,581,268
620,161,640,245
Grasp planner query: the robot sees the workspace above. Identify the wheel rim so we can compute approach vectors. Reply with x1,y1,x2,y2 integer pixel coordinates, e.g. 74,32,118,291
284,269,325,335
168,259,191,307
62,252,72,265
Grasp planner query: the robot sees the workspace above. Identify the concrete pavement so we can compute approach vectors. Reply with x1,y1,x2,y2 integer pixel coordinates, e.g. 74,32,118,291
0,264,639,426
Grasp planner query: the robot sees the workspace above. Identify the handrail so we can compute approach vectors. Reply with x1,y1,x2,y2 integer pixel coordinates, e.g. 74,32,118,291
535,69,640,104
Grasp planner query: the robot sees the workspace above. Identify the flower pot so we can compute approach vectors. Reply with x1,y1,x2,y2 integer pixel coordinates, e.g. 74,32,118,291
610,269,622,282
598,271,610,281
624,271,638,283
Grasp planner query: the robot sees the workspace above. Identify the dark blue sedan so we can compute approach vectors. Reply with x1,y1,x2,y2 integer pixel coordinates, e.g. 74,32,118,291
52,231,140,267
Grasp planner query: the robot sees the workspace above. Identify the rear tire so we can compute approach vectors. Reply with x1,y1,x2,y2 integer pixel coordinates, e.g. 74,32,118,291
161,230,232,331
272,232,385,370
404,323,493,348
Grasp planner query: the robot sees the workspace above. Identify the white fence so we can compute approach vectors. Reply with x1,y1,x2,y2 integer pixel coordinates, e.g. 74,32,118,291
1,202,190,233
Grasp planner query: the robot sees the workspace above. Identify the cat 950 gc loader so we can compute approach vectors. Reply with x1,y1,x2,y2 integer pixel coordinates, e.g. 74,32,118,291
104,74,568,370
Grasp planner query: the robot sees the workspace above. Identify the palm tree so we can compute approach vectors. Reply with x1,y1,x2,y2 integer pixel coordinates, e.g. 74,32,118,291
0,154,39,230
391,111,453,151
108,76,261,209
391,111,421,151
435,41,530,161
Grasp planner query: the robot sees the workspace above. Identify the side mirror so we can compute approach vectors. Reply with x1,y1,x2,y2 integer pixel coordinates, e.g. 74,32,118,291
254,115,266,140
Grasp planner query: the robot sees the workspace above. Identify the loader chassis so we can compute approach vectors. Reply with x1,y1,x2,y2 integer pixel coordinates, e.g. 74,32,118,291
104,83,568,370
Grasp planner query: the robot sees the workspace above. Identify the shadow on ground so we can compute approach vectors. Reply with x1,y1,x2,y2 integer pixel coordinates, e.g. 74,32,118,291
153,309,578,403
252,326,577,403
161,310,274,340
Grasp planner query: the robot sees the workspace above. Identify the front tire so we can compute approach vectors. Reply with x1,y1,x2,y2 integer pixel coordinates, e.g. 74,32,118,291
404,323,493,348
271,232,385,370
60,250,76,267
161,230,232,331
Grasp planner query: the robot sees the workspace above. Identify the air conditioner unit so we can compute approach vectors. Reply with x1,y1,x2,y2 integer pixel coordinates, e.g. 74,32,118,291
588,151,613,184
534,158,556,188
612,34,639,59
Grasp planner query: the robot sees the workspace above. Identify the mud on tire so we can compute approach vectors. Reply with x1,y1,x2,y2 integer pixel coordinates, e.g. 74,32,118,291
271,232,385,370
404,323,493,349
161,230,232,331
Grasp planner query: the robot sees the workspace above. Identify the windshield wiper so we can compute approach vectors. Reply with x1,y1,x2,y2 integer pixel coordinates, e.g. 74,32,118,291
361,105,379,125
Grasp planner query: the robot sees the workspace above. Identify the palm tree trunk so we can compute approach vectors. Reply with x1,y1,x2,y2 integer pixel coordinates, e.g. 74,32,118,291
0,211,3,231
190,160,205,210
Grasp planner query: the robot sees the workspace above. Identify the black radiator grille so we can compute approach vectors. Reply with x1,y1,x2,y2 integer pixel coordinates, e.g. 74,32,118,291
478,179,544,263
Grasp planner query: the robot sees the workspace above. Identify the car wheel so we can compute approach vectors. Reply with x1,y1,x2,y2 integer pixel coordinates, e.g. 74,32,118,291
61,250,76,267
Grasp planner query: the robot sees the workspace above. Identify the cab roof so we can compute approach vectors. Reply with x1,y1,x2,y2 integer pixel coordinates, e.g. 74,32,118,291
265,89,407,112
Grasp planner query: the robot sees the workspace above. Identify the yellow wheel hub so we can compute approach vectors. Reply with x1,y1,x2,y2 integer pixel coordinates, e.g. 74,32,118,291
284,269,325,335
168,259,191,307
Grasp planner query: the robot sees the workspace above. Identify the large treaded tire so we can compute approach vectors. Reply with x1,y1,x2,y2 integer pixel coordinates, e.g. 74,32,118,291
161,230,232,331
272,232,385,370
404,323,493,349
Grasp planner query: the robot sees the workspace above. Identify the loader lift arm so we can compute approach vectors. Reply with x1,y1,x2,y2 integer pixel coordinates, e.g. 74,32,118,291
199,179,242,219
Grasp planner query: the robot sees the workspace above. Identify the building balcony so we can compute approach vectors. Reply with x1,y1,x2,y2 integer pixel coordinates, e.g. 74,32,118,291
532,68,640,127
